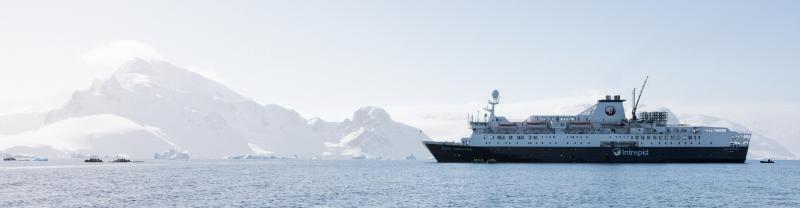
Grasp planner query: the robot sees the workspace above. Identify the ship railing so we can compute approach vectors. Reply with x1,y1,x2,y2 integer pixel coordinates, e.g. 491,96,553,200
700,127,730,133
528,115,580,122
730,133,751,147
525,129,556,134
469,122,488,126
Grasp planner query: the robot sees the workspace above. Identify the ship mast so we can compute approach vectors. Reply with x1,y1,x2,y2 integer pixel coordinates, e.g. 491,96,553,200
631,76,649,121
484,90,500,122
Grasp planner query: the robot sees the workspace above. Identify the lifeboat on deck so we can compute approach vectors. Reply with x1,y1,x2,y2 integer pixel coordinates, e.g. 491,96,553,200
498,123,518,128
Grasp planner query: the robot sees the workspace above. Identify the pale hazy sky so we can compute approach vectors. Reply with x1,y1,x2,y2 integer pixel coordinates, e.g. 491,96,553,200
1,1,799,144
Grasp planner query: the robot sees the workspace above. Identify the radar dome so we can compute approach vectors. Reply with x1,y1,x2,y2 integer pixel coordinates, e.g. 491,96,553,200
491,90,500,99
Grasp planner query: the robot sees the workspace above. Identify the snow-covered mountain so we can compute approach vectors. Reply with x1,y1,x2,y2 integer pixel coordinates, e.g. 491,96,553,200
322,107,431,159
0,59,430,159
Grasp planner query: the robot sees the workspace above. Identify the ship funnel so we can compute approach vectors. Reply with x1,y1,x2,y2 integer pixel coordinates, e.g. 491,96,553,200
614,95,620,100
605,95,611,100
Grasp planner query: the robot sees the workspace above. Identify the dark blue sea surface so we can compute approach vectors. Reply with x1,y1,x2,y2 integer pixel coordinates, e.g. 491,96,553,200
1,160,798,207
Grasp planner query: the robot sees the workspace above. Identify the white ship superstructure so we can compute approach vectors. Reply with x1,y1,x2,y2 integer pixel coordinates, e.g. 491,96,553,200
424,78,751,163
463,92,750,149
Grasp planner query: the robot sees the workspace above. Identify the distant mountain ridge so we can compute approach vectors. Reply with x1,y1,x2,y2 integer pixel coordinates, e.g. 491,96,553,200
0,59,431,159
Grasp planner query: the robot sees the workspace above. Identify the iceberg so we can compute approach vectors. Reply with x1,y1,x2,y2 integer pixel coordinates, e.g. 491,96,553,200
31,157,48,161
153,149,190,160
225,154,276,160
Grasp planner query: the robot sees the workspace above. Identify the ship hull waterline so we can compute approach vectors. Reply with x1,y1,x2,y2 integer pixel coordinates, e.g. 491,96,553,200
424,142,748,163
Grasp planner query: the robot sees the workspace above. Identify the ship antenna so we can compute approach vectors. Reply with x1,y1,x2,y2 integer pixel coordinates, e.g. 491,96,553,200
484,90,500,121
631,76,649,120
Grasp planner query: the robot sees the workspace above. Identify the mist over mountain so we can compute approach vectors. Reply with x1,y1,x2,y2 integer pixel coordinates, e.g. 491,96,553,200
0,59,430,159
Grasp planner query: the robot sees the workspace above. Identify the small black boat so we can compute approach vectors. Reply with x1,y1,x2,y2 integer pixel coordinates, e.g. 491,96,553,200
760,159,775,163
3,157,16,161
111,158,131,163
84,156,103,163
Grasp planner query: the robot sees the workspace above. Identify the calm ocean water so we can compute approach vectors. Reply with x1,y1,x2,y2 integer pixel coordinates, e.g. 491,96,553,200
1,159,798,208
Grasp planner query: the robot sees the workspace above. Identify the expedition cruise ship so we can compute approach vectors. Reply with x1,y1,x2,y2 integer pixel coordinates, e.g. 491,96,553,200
423,78,750,163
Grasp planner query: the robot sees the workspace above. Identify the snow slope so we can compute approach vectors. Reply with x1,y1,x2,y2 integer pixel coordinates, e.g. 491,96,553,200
1,58,430,159
0,114,174,158
323,107,431,159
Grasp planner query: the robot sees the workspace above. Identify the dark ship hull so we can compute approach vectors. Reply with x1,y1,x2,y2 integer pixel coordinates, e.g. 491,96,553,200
424,142,747,163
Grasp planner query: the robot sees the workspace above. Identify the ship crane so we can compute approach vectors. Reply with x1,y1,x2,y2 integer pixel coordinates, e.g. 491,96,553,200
631,76,649,121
